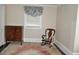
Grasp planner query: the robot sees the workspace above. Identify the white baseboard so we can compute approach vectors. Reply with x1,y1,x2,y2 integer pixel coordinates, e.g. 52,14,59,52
23,38,41,42
55,40,72,55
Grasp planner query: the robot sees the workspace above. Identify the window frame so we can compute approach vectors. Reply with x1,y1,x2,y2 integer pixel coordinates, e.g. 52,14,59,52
24,13,42,29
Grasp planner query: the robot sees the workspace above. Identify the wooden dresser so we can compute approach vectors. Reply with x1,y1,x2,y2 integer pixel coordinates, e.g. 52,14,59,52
5,26,23,45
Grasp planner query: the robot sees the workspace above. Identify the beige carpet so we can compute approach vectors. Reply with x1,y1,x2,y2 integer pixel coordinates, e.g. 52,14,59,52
0,42,62,55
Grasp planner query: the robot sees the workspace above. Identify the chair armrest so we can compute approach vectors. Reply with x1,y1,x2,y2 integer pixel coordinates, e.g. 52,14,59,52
42,35,46,39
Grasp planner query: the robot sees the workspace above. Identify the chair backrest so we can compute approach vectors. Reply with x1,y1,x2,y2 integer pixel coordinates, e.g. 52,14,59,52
45,28,55,42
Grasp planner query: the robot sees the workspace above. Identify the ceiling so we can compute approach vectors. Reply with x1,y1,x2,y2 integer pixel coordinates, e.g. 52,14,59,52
23,4,61,7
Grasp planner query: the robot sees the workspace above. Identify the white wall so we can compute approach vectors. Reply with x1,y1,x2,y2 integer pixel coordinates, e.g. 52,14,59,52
56,4,78,54
6,5,24,26
0,5,5,46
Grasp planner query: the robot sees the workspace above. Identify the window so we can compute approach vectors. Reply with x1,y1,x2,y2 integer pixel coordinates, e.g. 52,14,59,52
24,13,42,29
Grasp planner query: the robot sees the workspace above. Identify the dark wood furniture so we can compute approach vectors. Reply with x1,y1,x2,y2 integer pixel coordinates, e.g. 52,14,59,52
41,28,55,48
5,26,23,45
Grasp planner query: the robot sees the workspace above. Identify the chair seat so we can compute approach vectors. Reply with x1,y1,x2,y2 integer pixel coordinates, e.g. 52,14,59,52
41,28,55,48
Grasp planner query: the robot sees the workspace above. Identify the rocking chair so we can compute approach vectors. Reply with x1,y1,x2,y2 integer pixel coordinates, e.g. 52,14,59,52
41,28,55,48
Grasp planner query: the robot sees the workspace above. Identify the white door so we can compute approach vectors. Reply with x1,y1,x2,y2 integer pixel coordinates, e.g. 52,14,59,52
0,5,5,46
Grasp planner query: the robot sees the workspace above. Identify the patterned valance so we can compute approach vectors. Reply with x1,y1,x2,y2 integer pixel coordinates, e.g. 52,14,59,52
24,6,43,17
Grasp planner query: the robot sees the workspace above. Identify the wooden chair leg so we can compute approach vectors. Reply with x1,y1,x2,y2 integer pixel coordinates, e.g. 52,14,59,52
49,44,52,48
41,41,46,46
48,42,52,48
